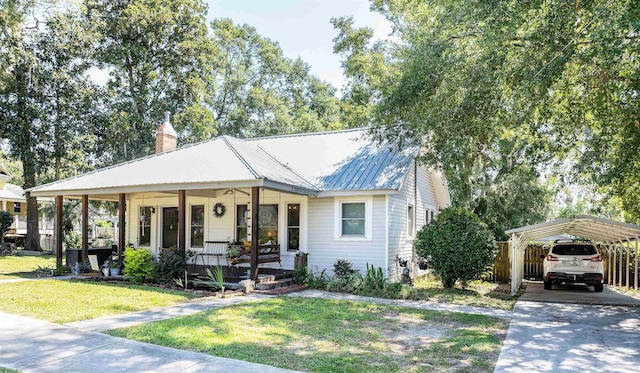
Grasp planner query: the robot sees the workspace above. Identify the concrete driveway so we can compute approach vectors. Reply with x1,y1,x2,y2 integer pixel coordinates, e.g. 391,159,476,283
521,281,640,306
495,300,640,372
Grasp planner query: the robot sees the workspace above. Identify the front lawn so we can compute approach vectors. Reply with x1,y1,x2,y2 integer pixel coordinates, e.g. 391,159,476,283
413,276,517,310
0,280,198,323
0,255,56,280
107,296,507,372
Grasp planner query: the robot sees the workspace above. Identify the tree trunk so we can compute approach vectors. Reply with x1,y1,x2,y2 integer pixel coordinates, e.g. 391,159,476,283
22,161,41,251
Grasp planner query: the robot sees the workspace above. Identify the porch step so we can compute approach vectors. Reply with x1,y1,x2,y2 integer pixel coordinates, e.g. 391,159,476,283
255,277,293,290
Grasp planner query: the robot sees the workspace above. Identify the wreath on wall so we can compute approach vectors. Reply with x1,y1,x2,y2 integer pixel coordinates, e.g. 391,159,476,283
213,203,226,218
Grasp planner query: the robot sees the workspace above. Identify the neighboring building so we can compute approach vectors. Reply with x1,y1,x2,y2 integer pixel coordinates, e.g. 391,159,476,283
0,164,53,244
29,116,450,279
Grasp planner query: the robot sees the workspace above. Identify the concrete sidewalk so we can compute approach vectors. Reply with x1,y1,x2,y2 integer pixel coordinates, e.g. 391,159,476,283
0,311,298,373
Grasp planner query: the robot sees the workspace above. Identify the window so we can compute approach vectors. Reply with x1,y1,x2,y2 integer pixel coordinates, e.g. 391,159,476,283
139,206,152,246
408,204,414,237
258,204,278,243
236,205,248,242
162,207,178,248
190,205,204,248
426,209,435,224
287,204,300,251
342,202,365,236
13,202,21,213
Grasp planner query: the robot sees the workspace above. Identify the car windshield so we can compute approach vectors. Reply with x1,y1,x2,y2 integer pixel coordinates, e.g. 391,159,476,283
552,244,597,256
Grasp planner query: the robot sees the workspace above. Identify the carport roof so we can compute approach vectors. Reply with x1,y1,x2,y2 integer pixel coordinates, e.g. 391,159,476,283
505,215,640,243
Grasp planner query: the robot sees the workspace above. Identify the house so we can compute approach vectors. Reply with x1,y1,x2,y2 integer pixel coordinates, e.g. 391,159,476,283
28,114,450,280
0,164,53,244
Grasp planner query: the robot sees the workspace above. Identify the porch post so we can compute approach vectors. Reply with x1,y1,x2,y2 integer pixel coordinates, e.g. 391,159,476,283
55,196,63,269
81,195,89,261
635,238,638,292
251,187,260,280
118,194,125,263
178,190,186,255
626,241,630,289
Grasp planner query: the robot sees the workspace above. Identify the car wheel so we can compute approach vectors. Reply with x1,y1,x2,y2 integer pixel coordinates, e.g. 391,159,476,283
594,283,604,292
544,280,552,290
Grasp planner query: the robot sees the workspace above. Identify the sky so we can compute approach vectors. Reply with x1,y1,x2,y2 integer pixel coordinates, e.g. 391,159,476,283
204,0,392,90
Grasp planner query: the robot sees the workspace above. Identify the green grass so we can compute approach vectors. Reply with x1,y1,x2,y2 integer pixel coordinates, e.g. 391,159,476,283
0,255,56,280
412,276,517,310
0,280,198,323
108,296,507,372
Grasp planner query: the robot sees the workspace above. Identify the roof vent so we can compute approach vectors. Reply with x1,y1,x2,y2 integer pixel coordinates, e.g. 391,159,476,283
155,111,177,153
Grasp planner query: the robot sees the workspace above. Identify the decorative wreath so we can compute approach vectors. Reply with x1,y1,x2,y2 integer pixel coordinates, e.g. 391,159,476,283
213,203,226,218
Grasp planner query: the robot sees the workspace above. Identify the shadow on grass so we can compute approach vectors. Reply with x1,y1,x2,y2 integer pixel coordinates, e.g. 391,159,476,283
108,296,505,373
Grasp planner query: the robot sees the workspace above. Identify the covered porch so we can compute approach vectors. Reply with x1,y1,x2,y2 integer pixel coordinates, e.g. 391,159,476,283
39,184,311,282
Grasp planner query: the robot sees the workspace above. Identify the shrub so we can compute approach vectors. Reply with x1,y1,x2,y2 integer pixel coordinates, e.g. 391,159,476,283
63,231,81,250
362,263,386,292
306,267,328,289
0,211,13,244
152,247,187,285
293,265,308,285
415,207,496,288
123,247,154,284
333,259,355,280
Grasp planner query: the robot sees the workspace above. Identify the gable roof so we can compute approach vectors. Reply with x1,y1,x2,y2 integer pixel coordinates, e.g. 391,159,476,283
250,130,417,192
0,182,25,202
28,129,426,199
505,215,640,243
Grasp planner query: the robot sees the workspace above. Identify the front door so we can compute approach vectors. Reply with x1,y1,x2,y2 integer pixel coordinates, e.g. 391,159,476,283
162,207,178,248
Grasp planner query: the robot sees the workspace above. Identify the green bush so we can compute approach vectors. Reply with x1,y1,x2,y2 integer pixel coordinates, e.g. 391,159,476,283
152,247,187,285
333,259,355,280
415,207,496,288
63,231,81,249
123,247,154,284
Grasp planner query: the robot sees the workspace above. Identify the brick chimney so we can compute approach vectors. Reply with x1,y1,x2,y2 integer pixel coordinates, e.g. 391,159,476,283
155,111,177,153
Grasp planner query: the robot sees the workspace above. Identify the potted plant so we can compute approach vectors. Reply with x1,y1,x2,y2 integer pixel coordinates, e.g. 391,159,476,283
418,259,428,270
226,246,242,259
102,261,110,277
109,261,121,276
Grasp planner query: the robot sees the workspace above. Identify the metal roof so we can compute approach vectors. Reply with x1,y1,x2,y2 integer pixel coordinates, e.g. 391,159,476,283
29,129,434,199
29,135,318,197
0,183,26,202
250,130,417,192
505,215,640,243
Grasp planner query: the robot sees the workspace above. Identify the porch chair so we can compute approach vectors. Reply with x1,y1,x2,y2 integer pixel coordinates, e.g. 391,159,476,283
195,241,230,267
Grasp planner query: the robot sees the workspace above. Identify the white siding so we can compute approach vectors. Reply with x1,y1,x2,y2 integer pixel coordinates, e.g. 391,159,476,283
307,195,386,276
387,161,440,281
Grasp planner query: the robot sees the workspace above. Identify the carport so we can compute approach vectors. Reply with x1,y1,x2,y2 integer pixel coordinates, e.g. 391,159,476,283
506,215,640,295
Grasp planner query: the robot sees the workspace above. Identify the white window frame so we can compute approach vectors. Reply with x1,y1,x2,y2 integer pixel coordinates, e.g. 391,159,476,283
13,202,21,213
334,196,373,241
188,203,206,248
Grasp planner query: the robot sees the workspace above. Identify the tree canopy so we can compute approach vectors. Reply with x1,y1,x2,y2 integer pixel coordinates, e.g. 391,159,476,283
334,0,639,236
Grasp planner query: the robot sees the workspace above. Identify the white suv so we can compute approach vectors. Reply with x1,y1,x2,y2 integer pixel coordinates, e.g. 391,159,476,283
542,241,604,292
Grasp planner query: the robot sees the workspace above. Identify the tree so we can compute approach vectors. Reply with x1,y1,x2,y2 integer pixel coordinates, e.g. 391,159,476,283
0,211,13,244
83,0,213,163
335,0,638,233
415,208,496,288
0,4,100,250
188,19,342,141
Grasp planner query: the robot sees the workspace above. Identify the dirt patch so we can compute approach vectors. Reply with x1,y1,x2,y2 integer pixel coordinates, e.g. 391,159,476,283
379,313,451,355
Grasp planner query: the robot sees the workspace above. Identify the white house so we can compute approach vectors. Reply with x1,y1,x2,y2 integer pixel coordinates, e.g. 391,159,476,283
29,115,449,280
